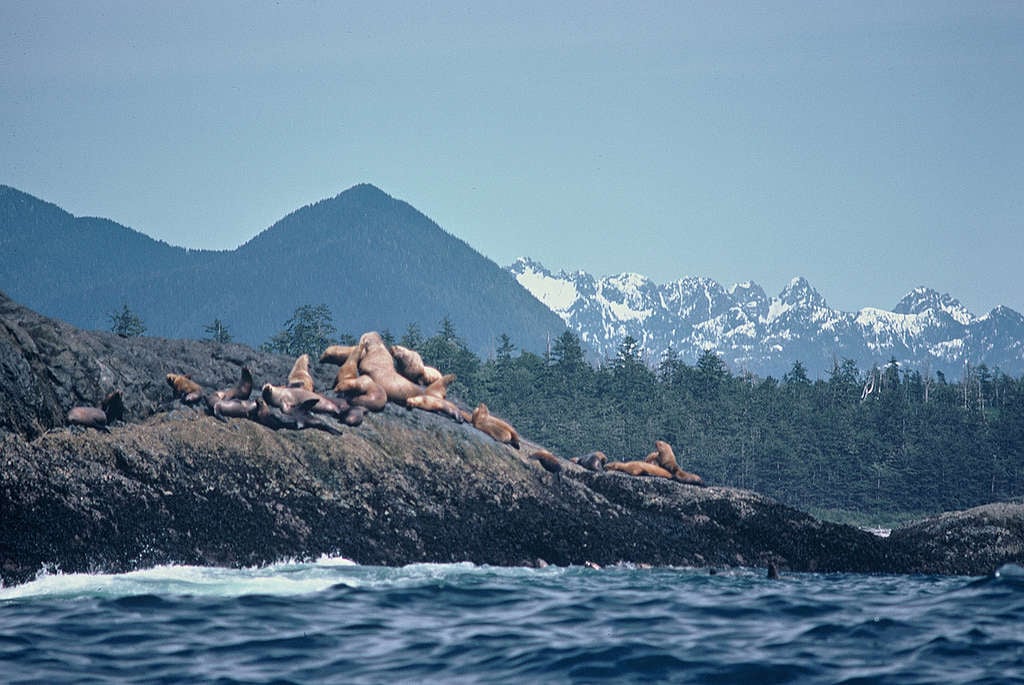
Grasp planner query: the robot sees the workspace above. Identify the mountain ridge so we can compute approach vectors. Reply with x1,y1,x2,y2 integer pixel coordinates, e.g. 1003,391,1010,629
508,257,1024,378
0,184,567,356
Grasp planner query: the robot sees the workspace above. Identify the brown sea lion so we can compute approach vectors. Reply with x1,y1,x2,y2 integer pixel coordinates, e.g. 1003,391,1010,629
405,394,464,422
343,405,367,427
253,397,340,434
100,390,125,424
423,373,456,399
66,406,109,430
332,344,363,389
605,461,674,479
334,375,388,411
319,344,356,366
205,366,254,410
357,332,424,405
529,449,563,485
166,373,203,404
390,345,443,385
213,398,258,421
470,403,520,449
646,440,704,485
66,390,124,430
287,354,315,391
576,451,608,472
261,383,345,418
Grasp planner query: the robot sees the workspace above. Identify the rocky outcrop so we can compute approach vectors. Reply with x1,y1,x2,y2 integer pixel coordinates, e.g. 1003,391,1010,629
1,292,1021,585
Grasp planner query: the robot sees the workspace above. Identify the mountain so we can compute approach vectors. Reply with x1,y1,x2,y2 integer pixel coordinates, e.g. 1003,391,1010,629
508,258,1024,378
0,184,567,355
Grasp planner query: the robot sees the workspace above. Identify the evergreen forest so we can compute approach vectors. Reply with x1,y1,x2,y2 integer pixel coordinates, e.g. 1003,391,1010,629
339,319,1024,526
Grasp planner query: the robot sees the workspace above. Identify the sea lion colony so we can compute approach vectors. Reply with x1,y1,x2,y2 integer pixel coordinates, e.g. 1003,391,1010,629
67,331,703,486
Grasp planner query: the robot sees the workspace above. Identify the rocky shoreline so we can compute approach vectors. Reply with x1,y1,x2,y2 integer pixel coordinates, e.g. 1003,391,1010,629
1,292,1022,586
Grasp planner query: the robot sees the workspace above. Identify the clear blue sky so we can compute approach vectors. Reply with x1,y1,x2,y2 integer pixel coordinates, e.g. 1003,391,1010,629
3,1,1022,315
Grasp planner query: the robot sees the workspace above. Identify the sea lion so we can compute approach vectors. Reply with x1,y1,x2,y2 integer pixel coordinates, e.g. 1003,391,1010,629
100,390,124,424
319,344,356,366
357,332,425,405
390,345,443,385
66,406,109,431
423,373,456,400
605,461,675,479
331,344,363,389
470,403,520,449
645,440,704,485
334,375,388,411
205,366,254,410
66,390,124,430
529,449,563,485
166,373,203,404
405,394,464,422
342,405,367,427
287,354,315,391
576,451,608,472
261,384,346,418
254,397,341,435
213,398,257,421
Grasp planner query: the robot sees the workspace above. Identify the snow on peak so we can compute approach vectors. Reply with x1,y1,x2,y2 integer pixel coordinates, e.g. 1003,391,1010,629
509,258,579,314
894,287,974,325
778,277,828,309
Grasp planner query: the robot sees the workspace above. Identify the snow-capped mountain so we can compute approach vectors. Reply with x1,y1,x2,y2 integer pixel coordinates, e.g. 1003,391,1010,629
508,258,1024,378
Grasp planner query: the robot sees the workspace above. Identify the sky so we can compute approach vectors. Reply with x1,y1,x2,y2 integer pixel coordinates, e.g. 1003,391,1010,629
3,1,1022,315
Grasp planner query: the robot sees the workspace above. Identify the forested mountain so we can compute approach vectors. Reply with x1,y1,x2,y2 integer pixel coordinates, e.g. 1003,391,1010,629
509,257,1024,379
0,184,566,355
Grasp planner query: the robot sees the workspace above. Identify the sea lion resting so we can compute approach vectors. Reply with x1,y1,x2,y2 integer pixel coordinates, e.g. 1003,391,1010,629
357,332,426,406
405,394,464,422
574,451,608,472
261,384,347,418
319,345,356,366
469,403,520,449
287,354,315,392
644,440,704,485
529,449,563,484
67,390,124,430
213,398,257,421
334,375,388,411
166,373,203,404
605,461,675,479
391,345,443,385
205,366,253,410
254,398,341,435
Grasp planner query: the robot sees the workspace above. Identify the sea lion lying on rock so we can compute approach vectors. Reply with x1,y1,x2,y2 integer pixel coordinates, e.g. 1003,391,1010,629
261,384,346,418
574,451,608,472
357,332,425,406
205,366,253,410
319,345,356,366
605,461,675,479
391,345,443,385
529,449,564,485
66,390,124,430
254,398,341,435
469,403,520,449
334,375,388,411
212,398,258,421
405,394,464,422
644,440,704,485
166,373,204,404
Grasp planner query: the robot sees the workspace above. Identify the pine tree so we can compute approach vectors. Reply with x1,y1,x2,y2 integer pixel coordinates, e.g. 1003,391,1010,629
203,318,232,344
261,304,337,358
108,303,146,337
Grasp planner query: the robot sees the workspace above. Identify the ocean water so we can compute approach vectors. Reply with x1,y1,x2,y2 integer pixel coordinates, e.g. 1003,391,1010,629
2,559,1023,684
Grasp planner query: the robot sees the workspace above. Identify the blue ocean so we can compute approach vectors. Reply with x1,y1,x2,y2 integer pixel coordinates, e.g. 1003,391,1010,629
2,558,1023,684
